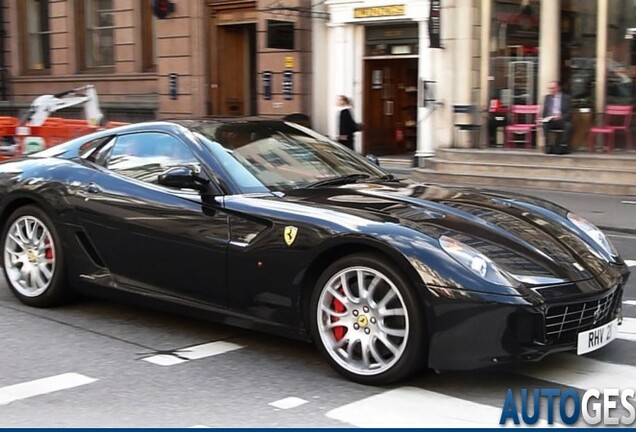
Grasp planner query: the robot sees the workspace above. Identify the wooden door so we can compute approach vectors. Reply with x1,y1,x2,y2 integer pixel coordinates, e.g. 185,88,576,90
217,25,256,116
363,59,418,155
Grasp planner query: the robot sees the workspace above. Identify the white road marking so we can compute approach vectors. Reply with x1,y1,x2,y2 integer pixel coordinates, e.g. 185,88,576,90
143,354,185,366
268,397,308,410
142,341,244,366
617,317,636,342
519,353,636,390
623,300,636,307
625,260,636,267
325,387,559,427
621,200,636,205
0,373,97,406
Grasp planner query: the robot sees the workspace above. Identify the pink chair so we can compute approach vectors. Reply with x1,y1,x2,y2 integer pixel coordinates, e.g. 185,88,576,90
504,105,540,149
588,105,633,153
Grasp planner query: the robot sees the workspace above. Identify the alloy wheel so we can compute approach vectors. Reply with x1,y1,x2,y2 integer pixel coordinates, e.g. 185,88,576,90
4,215,56,298
316,266,409,377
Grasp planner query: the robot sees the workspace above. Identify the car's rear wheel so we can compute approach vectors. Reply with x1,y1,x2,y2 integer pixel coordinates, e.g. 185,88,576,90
309,253,426,385
1,205,70,307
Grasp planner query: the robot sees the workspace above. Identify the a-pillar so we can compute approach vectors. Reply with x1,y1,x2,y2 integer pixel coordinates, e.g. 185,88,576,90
538,0,560,150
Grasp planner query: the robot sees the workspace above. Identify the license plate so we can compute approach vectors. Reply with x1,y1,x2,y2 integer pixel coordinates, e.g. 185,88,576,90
577,319,618,355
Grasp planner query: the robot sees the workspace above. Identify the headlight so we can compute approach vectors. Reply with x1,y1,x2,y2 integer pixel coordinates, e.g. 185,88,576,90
439,235,514,285
567,212,618,261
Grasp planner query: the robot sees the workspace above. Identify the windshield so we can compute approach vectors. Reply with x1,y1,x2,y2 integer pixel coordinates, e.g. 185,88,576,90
187,121,388,192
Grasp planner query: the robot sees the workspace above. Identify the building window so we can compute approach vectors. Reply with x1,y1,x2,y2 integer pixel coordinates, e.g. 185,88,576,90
141,3,157,72
489,0,541,107
267,20,295,50
76,0,115,70
561,1,598,109
607,0,635,107
19,0,51,72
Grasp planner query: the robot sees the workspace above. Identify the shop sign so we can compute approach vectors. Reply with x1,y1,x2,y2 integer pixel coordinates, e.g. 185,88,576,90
353,5,405,19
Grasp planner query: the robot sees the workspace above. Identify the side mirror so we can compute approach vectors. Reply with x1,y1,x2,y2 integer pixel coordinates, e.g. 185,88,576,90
365,154,380,166
158,166,209,191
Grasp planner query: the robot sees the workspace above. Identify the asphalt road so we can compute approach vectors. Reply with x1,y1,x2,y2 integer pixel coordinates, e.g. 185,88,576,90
0,232,634,427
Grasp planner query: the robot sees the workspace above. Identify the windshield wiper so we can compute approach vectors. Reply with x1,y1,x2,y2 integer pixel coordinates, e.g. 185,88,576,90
304,173,371,188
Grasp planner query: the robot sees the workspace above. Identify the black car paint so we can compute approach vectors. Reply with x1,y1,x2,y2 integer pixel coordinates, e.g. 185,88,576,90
0,120,629,371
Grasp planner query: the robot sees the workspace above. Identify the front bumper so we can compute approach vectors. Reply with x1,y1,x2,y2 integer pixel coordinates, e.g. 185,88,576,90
425,264,628,371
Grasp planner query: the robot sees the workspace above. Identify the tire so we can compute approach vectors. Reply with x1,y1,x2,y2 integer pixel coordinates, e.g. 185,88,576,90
309,253,427,385
1,205,71,307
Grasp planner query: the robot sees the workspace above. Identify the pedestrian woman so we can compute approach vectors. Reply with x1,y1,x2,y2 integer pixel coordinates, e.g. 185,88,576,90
337,95,359,150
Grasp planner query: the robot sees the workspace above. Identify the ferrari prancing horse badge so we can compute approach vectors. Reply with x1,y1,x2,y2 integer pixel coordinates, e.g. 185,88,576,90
284,226,298,246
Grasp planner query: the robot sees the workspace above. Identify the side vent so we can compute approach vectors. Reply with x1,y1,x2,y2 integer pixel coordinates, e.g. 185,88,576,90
75,231,106,268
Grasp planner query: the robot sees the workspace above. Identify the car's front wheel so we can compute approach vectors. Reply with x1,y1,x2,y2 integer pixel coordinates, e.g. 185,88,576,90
309,253,426,385
1,205,70,307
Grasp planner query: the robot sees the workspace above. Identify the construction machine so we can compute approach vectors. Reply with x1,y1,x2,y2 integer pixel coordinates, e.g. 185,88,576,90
1,85,104,156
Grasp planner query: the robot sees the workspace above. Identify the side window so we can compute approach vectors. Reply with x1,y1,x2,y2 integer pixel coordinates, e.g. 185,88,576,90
106,132,200,186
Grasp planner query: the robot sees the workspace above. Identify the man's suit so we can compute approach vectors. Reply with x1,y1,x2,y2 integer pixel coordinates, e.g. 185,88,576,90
542,92,573,154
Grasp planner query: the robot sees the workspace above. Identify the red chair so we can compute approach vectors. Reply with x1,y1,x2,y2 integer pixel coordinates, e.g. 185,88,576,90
504,105,539,149
588,105,633,153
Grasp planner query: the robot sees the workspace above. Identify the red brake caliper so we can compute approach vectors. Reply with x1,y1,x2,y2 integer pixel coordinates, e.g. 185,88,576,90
44,239,53,260
331,288,347,341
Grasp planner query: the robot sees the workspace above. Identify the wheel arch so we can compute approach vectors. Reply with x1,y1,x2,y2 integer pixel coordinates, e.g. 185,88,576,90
0,193,60,232
297,238,432,341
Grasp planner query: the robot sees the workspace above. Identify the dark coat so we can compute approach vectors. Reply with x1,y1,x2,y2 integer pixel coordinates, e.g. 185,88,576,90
338,107,358,150
339,108,358,136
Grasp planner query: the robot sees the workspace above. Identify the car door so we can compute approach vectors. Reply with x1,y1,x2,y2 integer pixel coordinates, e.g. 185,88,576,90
75,131,230,305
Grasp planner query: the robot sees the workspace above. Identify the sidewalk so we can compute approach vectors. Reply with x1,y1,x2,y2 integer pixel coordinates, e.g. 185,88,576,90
476,187,636,234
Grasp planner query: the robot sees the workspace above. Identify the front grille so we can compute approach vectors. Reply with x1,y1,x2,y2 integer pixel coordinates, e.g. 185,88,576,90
545,291,617,344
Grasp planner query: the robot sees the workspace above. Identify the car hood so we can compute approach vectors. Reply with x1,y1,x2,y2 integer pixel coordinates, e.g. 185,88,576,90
278,180,611,286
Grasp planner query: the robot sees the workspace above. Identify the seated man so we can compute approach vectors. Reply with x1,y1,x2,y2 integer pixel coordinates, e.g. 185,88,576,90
542,81,573,154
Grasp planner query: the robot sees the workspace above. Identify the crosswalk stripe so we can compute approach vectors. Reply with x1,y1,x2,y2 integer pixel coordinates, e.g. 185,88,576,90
325,386,558,428
624,300,636,307
625,260,636,267
0,373,97,406
142,341,244,366
617,317,636,342
518,353,636,390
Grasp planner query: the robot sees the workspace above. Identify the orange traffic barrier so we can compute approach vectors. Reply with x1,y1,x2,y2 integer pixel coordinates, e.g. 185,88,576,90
0,117,20,161
0,116,19,138
0,117,132,161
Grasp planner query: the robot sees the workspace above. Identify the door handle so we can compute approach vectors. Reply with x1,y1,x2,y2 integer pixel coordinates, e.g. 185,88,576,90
385,100,394,116
84,183,101,194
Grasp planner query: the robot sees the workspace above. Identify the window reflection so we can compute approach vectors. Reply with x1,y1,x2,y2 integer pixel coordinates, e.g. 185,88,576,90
107,133,200,186
187,121,385,192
